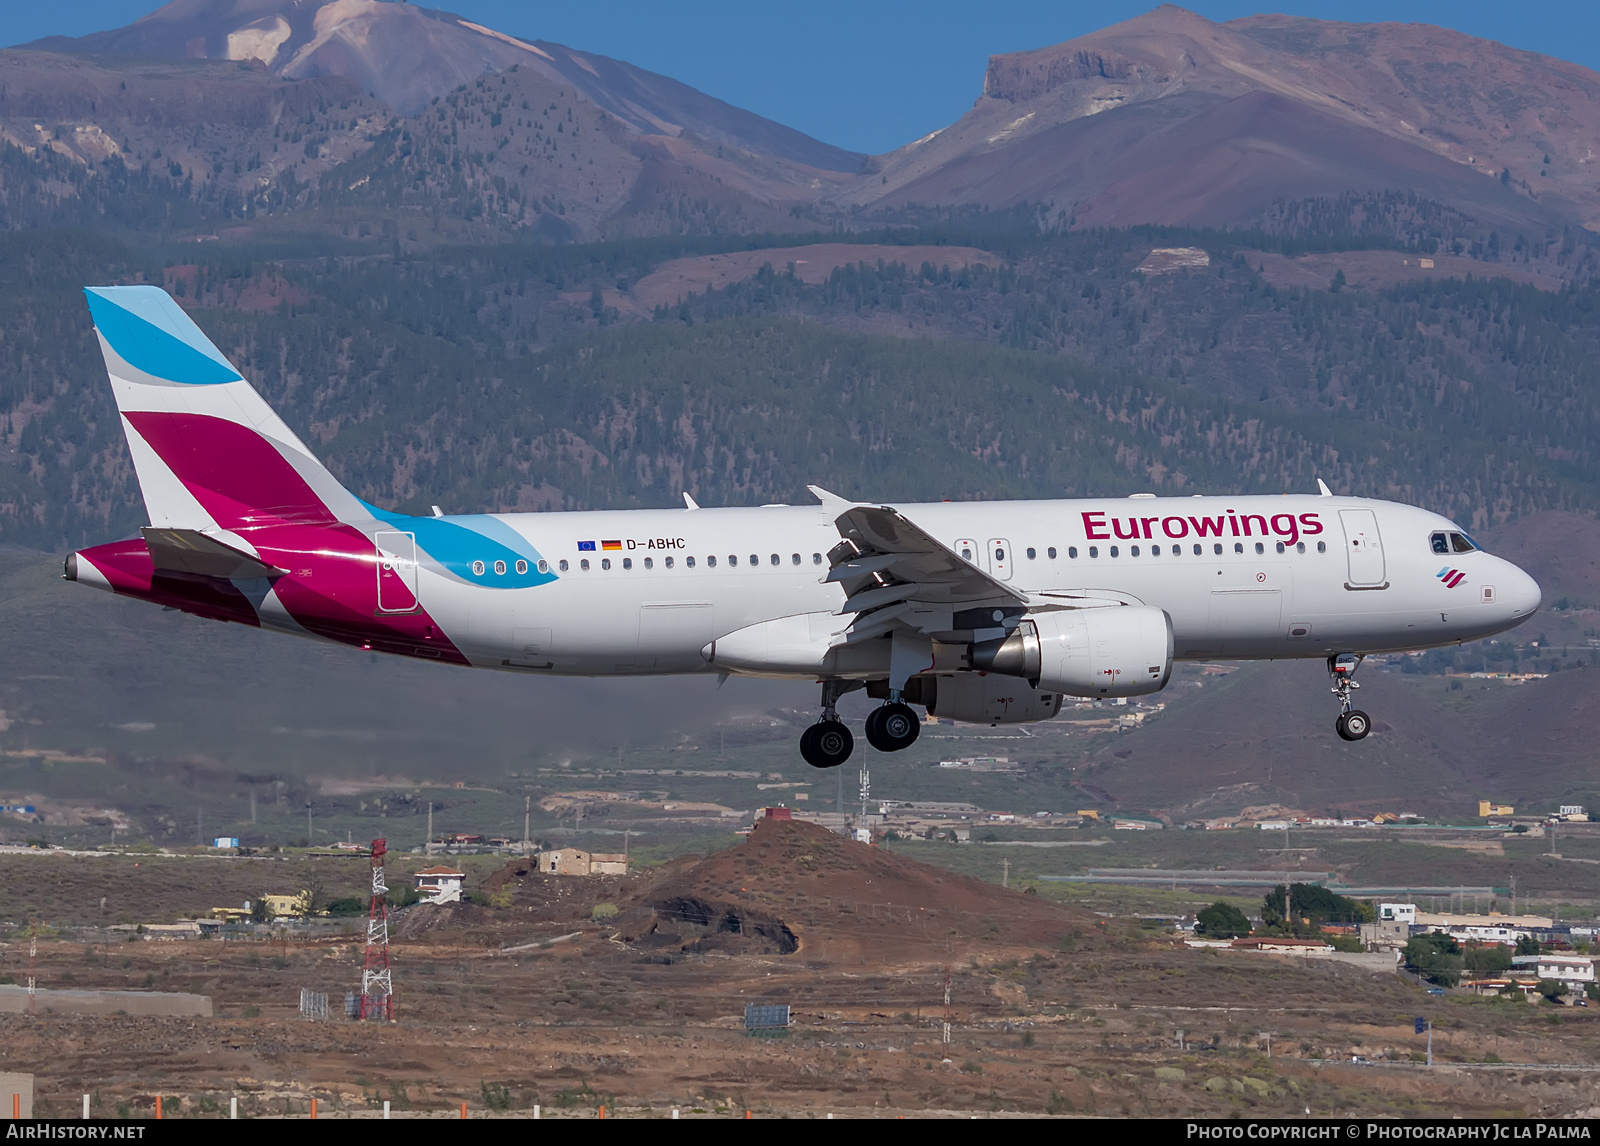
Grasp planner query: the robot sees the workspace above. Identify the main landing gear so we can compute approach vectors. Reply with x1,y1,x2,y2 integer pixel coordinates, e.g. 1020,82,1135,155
800,679,857,769
864,702,920,753
798,681,923,767
1329,653,1371,741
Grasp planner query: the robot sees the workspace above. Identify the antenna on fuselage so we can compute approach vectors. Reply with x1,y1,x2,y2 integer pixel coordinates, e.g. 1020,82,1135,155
682,491,700,510
1315,479,1334,497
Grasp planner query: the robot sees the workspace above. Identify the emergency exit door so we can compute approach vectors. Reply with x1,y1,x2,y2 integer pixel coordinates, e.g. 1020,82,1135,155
1339,509,1387,588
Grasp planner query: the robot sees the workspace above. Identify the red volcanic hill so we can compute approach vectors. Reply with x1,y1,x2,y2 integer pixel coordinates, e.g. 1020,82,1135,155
485,818,1105,965
841,4,1597,232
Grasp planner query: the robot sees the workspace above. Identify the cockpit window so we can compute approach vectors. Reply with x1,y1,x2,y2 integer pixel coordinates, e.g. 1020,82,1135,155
1432,531,1481,555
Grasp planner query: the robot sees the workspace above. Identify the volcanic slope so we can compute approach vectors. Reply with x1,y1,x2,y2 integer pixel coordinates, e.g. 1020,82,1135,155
486,818,1103,966
843,4,1592,232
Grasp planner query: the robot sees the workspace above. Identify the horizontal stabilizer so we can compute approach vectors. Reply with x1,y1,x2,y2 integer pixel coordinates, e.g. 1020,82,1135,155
142,528,287,581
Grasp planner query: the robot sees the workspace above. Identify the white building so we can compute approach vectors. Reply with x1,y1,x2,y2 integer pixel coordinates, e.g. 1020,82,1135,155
1377,903,1416,923
1512,954,1596,990
413,866,464,904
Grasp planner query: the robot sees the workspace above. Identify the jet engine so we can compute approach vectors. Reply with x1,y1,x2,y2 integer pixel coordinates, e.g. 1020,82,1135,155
921,674,1063,725
968,605,1173,698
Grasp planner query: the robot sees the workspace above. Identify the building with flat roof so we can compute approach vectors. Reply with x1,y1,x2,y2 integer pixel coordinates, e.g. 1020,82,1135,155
413,866,464,904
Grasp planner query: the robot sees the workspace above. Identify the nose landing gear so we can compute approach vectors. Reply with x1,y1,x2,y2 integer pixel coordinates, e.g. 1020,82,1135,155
1329,653,1371,741
800,679,859,769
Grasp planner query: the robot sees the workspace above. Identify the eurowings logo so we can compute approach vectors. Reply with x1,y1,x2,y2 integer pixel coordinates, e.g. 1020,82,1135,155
1437,567,1467,588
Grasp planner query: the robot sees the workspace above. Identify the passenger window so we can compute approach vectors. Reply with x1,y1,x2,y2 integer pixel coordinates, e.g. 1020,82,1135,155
812,553,822,565
494,560,507,575
1296,542,1305,554
1088,546,1097,558
644,557,653,569
961,546,972,560
1150,545,1159,557
1110,546,1119,557
1192,544,1201,556
580,559,590,571
1255,542,1265,555
1316,542,1326,553
707,556,716,567
1431,532,1450,555
749,554,759,567
770,553,780,566
791,553,801,565
994,547,1005,562
1234,543,1244,554
472,560,485,575
665,556,674,569
1214,544,1222,555
558,559,569,572
687,556,696,568
1451,533,1476,553
728,555,738,567
1047,547,1057,559
1026,547,1036,560
1275,542,1285,554
601,558,611,570
1068,547,1077,558
1130,545,1140,557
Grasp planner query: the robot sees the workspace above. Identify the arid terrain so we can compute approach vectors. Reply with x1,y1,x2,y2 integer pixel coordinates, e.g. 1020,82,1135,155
4,820,1600,1118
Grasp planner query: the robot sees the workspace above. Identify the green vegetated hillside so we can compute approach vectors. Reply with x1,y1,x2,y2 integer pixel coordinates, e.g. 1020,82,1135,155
4,224,1600,549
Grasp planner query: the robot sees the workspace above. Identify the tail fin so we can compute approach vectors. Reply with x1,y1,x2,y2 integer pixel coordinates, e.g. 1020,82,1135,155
86,286,365,531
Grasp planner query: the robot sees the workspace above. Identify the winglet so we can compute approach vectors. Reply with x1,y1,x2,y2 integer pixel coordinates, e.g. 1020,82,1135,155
807,484,856,513
683,491,700,511
1316,478,1334,497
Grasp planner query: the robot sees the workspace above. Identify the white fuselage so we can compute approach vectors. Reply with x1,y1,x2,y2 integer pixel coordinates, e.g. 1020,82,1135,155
289,493,1538,679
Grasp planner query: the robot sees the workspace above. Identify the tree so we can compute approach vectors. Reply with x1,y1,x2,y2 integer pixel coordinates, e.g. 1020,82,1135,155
1515,934,1542,956
248,895,275,924
1404,932,1463,987
1196,902,1251,939
1261,884,1370,934
1536,979,1569,1003
1463,943,1513,974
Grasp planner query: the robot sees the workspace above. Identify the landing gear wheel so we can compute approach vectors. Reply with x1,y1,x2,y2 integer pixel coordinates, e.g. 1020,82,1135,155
1336,710,1371,741
800,720,853,768
864,702,921,753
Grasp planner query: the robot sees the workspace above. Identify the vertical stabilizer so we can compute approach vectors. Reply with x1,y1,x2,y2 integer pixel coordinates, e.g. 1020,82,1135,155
85,286,366,531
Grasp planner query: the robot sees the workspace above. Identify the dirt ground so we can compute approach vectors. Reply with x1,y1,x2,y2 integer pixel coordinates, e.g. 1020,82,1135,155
4,822,1600,1118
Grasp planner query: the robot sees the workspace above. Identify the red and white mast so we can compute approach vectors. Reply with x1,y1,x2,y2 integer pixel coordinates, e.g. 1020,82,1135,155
359,838,394,1022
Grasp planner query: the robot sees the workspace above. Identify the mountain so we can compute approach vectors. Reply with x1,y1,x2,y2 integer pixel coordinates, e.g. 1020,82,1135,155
840,5,1599,233
23,0,862,172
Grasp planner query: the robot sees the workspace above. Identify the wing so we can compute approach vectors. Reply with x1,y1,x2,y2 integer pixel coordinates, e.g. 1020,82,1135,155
824,502,1026,644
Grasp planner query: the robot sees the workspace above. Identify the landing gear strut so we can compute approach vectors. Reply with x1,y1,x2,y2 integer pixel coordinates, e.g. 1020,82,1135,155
800,680,858,769
864,702,920,753
1329,653,1371,741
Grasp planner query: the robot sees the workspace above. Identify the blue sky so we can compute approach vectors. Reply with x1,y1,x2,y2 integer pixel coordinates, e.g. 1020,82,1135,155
11,1,1598,154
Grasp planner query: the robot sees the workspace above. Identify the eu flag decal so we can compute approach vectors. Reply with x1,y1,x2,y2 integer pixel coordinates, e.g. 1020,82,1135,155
577,540,596,552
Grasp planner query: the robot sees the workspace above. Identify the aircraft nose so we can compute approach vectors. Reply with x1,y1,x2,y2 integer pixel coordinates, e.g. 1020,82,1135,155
1500,560,1541,620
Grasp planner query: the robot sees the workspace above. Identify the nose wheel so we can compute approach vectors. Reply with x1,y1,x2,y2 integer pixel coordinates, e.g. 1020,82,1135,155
1329,653,1371,741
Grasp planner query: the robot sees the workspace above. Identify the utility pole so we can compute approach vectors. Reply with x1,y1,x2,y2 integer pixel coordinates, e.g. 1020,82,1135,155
1415,1017,1432,1066
249,789,256,825
1002,857,1010,889
858,764,871,840
523,796,531,858
305,801,312,846
941,967,952,1061
360,839,394,1022
427,801,433,850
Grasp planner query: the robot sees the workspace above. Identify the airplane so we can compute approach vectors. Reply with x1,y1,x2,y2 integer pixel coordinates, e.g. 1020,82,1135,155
64,286,1542,767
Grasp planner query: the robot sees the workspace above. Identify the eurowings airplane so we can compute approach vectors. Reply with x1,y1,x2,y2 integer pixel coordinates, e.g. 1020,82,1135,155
65,286,1542,767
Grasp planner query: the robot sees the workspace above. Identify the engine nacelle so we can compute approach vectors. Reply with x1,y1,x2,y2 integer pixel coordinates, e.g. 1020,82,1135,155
924,674,1064,725
970,606,1173,698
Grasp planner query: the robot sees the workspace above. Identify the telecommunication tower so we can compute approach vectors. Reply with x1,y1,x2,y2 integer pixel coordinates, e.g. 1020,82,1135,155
359,838,394,1021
